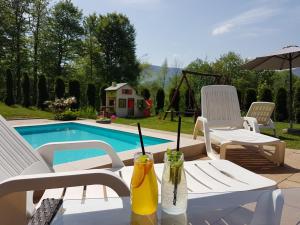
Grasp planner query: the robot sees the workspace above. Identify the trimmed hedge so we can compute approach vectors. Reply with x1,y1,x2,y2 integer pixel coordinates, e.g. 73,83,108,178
100,85,107,106
259,87,273,102
69,80,80,109
294,86,300,123
156,88,165,114
37,75,48,109
87,83,96,108
5,69,15,106
55,78,65,99
22,73,30,107
275,88,288,121
244,88,257,110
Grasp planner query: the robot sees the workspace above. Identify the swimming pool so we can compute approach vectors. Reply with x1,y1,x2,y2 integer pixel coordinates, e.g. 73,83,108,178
15,122,171,165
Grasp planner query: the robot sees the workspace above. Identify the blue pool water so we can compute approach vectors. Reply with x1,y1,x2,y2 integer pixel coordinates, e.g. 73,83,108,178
15,123,171,165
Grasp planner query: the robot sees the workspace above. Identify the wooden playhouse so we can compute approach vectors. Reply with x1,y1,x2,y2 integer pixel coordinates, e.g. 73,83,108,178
104,82,145,117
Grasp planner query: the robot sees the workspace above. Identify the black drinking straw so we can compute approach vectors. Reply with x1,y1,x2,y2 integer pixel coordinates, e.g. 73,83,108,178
176,116,181,151
137,123,146,155
173,115,181,205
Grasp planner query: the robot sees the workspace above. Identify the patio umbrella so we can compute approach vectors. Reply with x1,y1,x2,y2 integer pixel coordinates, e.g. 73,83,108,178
243,45,300,129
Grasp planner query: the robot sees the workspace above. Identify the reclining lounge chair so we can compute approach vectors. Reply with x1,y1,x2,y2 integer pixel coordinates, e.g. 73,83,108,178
193,85,285,165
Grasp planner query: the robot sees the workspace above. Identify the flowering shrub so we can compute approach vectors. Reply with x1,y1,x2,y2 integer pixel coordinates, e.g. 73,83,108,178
45,97,77,113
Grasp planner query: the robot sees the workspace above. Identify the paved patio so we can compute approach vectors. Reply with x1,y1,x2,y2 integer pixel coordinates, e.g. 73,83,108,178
8,118,300,189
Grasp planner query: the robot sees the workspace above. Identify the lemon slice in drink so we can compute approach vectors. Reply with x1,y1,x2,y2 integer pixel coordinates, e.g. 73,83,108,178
131,162,145,188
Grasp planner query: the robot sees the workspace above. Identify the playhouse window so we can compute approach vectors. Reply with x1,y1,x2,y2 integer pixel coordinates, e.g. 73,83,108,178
119,99,126,108
122,89,132,95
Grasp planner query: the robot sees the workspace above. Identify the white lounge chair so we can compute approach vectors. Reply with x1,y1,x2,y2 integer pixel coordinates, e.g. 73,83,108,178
193,85,285,165
0,115,277,224
246,102,276,136
0,115,129,225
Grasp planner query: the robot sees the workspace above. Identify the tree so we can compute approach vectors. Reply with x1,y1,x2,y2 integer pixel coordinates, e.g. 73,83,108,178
5,0,31,104
5,69,15,106
69,80,80,109
37,75,48,109
82,14,103,81
141,88,150,100
87,83,96,108
159,59,168,89
244,88,257,110
22,73,30,107
169,88,180,111
55,77,65,98
96,13,140,85
29,0,49,105
156,88,165,114
43,0,83,77
275,88,288,121
212,52,244,85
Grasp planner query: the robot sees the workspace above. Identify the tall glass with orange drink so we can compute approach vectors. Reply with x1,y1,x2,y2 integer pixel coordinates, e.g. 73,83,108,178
131,152,158,215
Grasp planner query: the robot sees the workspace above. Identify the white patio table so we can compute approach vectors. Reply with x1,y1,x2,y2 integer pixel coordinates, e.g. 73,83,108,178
50,188,300,225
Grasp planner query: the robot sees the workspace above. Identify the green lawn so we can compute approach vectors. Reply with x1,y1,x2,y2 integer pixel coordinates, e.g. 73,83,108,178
115,115,300,150
0,102,53,119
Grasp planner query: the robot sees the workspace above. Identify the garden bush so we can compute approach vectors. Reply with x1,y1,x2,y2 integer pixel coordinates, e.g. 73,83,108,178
54,110,78,121
141,88,150,100
5,69,15,106
22,73,30,107
275,88,288,121
169,88,180,111
156,88,165,114
294,86,300,122
37,75,48,109
87,83,96,108
55,77,65,99
244,88,257,110
46,97,76,113
69,80,80,109
259,87,273,102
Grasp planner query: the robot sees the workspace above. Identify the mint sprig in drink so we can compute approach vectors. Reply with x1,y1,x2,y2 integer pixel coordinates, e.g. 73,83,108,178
161,116,187,215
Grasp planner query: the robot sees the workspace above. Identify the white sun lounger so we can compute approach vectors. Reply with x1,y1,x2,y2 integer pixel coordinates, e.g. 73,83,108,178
246,102,276,136
0,115,129,225
0,115,276,225
193,85,285,165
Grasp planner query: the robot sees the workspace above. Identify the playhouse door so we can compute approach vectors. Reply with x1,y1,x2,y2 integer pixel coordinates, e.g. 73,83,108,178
128,98,134,117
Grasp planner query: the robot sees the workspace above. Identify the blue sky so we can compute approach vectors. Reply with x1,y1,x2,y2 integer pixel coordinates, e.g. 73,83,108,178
71,0,300,67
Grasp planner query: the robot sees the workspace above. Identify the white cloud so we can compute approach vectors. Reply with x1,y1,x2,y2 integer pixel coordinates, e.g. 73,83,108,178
212,7,279,36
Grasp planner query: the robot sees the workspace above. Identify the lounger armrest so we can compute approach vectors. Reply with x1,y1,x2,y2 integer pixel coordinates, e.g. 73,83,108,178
243,117,260,133
0,169,130,198
36,140,125,169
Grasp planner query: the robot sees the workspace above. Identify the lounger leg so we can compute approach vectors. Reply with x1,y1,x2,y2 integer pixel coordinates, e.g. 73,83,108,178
275,141,285,166
0,192,27,225
193,119,200,140
220,144,227,159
